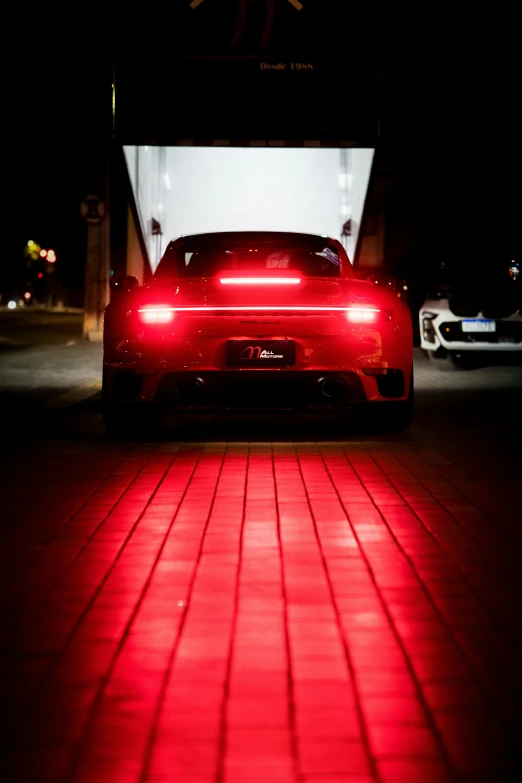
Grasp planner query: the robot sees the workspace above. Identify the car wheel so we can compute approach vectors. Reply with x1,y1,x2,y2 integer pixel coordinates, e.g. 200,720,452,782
353,368,414,432
102,369,160,437
427,348,466,371
102,402,160,437
102,403,128,436
384,368,414,431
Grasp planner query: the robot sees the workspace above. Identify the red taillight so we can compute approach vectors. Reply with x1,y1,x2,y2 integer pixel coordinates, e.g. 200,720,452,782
345,307,380,322
219,277,301,285
136,305,389,320
138,306,175,324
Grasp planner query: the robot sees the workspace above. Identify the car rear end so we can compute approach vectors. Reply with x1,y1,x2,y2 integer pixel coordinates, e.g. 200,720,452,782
103,232,413,427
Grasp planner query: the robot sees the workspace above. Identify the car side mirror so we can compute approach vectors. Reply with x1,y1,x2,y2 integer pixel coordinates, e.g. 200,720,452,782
367,274,396,292
110,275,139,296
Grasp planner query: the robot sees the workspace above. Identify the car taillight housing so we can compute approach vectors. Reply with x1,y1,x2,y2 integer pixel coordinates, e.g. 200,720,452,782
345,307,392,323
345,307,379,323
137,306,175,324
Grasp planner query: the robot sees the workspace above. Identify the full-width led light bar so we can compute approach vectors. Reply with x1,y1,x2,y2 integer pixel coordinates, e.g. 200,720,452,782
220,277,301,285
138,305,383,321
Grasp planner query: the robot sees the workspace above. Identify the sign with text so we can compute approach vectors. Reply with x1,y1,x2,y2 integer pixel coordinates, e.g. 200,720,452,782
115,1,378,145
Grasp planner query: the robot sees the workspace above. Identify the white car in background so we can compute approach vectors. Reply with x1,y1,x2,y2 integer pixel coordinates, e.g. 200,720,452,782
419,269,522,369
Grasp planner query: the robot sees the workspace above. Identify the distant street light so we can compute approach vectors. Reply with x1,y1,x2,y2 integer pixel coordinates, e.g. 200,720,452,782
25,240,42,262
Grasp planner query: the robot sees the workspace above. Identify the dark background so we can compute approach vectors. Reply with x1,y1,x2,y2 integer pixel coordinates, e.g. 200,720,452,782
7,2,521,303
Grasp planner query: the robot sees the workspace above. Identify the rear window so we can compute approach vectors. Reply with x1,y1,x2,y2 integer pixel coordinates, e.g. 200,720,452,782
155,233,352,279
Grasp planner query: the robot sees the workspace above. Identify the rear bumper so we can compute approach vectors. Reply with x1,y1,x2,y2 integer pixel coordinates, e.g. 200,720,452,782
104,366,408,411
156,370,366,410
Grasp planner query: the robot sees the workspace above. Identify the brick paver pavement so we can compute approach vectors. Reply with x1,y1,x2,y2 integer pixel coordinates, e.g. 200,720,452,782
1,342,521,783
1,430,521,783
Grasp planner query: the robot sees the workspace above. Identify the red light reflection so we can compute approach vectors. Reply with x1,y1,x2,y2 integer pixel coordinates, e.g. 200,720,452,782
3,444,515,781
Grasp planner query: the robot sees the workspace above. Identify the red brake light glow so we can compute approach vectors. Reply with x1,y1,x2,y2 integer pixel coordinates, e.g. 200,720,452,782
138,307,175,324
220,277,301,285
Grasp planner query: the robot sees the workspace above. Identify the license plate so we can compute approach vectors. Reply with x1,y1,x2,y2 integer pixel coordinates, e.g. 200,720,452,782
461,319,496,333
226,340,296,367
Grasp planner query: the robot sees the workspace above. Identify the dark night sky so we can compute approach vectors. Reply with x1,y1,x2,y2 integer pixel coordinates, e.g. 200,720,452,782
7,3,521,299
9,15,112,300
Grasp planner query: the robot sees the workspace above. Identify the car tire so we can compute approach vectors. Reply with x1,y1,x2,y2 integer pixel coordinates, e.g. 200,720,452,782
426,348,467,371
385,368,414,431
102,369,160,437
353,368,414,432
102,402,160,437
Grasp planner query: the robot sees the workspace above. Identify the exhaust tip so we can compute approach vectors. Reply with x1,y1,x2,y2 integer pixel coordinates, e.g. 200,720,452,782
178,377,205,403
318,378,347,401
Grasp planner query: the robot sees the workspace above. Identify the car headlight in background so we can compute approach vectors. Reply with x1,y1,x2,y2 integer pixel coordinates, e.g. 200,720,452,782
421,312,438,343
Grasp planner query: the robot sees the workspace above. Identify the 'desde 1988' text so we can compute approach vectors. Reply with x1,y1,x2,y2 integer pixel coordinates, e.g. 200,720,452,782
259,62,314,70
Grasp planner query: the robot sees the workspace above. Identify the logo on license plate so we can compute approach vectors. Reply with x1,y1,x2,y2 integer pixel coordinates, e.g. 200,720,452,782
240,346,284,359
228,339,295,366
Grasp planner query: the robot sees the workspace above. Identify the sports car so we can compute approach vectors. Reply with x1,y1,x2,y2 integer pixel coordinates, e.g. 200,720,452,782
102,231,413,432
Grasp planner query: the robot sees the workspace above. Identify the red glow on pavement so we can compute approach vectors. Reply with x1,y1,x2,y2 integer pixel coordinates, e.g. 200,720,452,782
1,442,516,782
